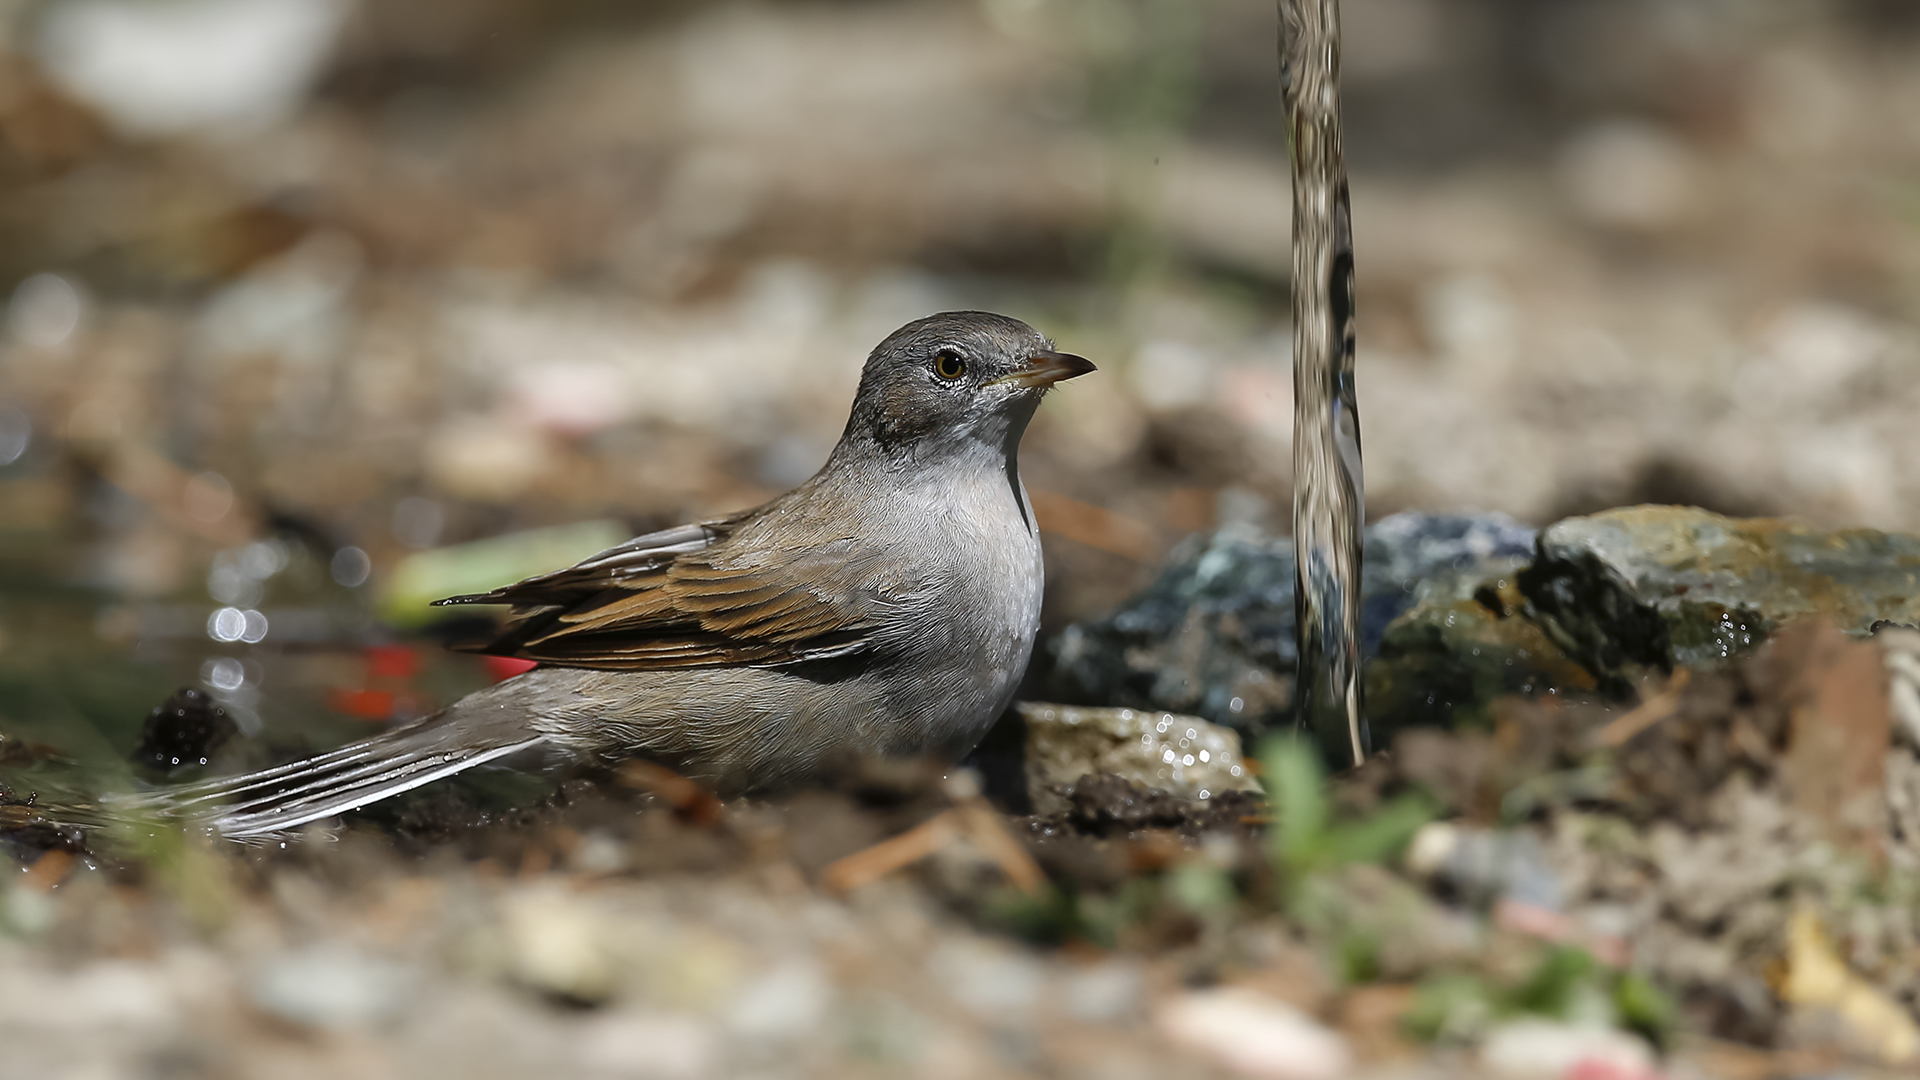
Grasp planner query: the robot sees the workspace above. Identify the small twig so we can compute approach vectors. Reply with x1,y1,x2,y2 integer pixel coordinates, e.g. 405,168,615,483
1028,489,1159,562
1591,669,1693,749
820,810,962,894
820,799,1049,896
956,801,1047,893
617,760,726,827
1493,898,1627,967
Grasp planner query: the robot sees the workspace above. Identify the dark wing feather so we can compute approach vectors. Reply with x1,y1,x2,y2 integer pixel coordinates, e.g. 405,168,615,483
434,517,892,671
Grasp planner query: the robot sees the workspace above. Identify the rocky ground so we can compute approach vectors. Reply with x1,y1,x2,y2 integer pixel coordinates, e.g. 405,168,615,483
6,508,1920,1079
5,0,1920,1077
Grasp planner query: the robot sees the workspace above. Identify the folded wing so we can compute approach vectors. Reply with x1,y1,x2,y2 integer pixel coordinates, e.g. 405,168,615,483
435,517,895,670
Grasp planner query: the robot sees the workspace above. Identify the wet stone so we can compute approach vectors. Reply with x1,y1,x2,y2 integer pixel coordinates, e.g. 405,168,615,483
1030,772,1264,842
131,688,237,773
1364,565,1596,738
1044,513,1536,739
1016,702,1258,817
1518,505,1920,684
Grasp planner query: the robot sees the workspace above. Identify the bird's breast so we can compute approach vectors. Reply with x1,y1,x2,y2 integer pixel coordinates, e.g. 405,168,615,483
874,466,1043,691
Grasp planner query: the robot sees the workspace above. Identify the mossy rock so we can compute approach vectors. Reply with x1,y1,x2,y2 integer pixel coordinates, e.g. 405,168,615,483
1518,506,1920,685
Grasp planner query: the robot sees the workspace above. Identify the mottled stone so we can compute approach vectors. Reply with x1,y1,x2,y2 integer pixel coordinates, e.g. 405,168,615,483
1519,506,1920,683
1047,506,1920,748
1366,566,1597,735
1015,702,1258,817
1045,513,1536,738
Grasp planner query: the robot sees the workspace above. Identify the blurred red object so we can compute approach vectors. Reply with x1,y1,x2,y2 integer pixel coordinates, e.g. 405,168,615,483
328,688,396,720
484,656,539,681
365,644,421,681
1566,1060,1664,1080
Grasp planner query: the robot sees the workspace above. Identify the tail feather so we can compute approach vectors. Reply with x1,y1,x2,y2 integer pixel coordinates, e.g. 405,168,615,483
133,684,552,840
206,735,545,839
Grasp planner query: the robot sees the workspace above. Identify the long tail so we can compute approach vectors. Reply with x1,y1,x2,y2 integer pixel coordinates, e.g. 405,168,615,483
137,679,551,840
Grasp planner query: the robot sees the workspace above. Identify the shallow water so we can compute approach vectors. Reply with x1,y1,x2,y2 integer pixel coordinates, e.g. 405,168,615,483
0,467,506,853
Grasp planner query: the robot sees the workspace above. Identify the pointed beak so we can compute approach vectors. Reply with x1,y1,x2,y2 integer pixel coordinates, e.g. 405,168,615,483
990,350,1097,390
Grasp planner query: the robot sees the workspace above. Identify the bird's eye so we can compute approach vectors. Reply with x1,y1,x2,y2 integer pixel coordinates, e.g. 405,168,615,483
933,351,967,381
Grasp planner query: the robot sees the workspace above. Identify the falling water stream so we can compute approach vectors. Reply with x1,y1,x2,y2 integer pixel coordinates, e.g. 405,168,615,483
1280,0,1369,767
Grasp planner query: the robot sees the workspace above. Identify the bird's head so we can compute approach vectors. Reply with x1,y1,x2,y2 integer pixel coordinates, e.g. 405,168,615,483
840,311,1095,464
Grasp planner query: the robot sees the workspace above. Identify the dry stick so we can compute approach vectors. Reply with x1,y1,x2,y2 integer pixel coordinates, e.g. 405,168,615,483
617,760,727,827
955,800,1047,893
1591,669,1694,749
1281,0,1368,767
1027,489,1160,562
820,801,1047,896
820,810,962,894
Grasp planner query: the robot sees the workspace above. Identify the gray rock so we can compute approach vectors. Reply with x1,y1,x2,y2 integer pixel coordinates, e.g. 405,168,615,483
1016,702,1259,817
1518,506,1920,683
1404,822,1565,911
1046,505,1920,748
1044,512,1536,737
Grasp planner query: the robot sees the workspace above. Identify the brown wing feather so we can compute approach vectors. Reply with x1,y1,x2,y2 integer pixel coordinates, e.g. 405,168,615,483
436,514,891,671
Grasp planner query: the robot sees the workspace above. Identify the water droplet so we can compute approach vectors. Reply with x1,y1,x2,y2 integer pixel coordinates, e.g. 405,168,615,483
392,496,444,549
331,546,371,587
204,656,245,690
183,471,234,523
0,408,29,467
207,607,246,642
10,273,82,347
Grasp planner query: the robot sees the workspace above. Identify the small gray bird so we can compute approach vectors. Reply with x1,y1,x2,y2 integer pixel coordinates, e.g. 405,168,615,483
173,312,1093,838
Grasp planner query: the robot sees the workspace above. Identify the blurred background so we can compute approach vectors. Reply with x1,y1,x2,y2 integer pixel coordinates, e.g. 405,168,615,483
3,0,1920,768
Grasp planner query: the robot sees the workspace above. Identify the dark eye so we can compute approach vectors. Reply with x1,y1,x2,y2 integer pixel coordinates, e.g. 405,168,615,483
933,350,967,381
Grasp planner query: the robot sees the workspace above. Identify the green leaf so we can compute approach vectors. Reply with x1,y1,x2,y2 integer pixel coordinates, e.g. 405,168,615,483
1613,970,1677,1048
1506,946,1599,1018
1322,793,1436,866
1165,862,1236,918
1262,736,1327,871
1403,972,1497,1043
379,520,629,628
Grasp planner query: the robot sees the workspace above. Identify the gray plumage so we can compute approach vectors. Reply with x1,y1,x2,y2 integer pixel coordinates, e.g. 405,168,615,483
166,312,1093,838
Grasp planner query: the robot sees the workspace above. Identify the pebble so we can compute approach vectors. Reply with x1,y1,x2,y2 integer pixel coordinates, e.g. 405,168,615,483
575,1009,718,1078
36,0,349,137
500,885,620,1005
725,959,832,1043
1878,629,1920,747
1060,959,1144,1023
929,938,1045,1022
250,947,412,1031
1405,822,1566,910
1155,987,1352,1080
1478,1019,1658,1080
